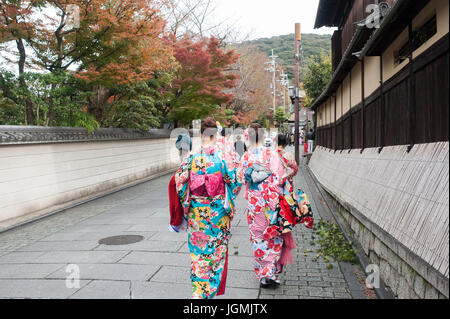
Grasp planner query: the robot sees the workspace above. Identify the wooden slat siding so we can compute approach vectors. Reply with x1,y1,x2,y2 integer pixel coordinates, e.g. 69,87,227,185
336,119,343,150
309,143,450,283
383,77,410,146
341,85,345,150
349,71,353,150
340,0,374,58
408,22,417,148
313,33,449,152
415,51,450,144
352,107,362,149
334,95,337,151
365,88,382,147
326,122,330,149
361,59,365,151
344,115,352,150
380,55,385,149
332,30,343,72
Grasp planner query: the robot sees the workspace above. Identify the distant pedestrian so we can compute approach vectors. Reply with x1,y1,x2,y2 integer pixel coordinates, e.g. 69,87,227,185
217,124,238,170
234,135,247,158
277,134,298,187
306,129,315,154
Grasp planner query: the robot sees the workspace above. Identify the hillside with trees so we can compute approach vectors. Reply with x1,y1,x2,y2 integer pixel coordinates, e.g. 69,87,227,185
240,33,331,81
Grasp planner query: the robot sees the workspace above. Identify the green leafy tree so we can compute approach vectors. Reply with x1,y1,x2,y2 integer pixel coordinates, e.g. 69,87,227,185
102,74,173,130
21,71,98,130
273,106,287,128
238,33,331,80
303,53,332,107
0,69,99,131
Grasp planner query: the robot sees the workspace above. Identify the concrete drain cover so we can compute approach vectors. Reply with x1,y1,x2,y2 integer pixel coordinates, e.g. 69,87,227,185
98,235,144,246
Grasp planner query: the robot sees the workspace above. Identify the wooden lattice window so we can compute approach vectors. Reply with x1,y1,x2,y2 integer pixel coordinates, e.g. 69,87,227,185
394,15,437,66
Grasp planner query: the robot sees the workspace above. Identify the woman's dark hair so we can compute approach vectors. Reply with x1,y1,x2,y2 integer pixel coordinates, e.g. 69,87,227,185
248,123,263,144
277,133,289,147
201,117,217,135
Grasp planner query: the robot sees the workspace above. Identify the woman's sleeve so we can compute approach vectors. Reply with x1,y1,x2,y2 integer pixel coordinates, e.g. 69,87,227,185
287,154,299,179
222,156,242,221
175,154,192,205
238,153,249,186
223,157,243,199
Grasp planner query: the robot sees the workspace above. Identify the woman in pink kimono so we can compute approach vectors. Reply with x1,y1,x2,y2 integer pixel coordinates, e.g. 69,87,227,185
175,118,242,299
239,123,294,289
217,126,239,170
276,134,299,188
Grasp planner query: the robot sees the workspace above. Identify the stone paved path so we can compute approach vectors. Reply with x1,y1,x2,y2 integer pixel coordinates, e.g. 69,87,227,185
0,147,370,299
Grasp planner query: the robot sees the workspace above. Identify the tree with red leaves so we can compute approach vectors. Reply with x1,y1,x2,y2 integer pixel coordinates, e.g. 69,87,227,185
164,36,239,125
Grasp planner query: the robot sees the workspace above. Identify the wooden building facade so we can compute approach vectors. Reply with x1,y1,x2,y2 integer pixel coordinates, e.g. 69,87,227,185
310,0,449,299
313,0,449,152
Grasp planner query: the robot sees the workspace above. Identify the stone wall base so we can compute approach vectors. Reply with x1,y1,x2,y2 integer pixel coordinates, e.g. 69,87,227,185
329,193,448,299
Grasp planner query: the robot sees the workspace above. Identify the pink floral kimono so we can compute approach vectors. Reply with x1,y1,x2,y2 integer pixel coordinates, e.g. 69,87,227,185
217,136,239,169
239,146,295,282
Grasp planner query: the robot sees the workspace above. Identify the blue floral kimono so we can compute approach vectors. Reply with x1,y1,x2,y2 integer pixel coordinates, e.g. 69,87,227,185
175,145,242,299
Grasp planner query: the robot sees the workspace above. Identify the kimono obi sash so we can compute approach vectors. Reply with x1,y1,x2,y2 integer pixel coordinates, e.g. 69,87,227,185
190,172,225,198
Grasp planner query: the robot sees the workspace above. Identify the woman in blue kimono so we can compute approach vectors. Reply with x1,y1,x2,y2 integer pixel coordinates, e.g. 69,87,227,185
175,118,242,299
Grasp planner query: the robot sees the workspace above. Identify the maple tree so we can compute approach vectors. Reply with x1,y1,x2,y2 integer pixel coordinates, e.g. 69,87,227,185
101,72,173,130
20,1,173,82
0,1,244,129
0,0,44,124
10,0,176,123
164,36,239,125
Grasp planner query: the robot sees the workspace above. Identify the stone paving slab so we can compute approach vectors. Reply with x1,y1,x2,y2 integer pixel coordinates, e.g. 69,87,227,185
131,281,191,299
0,263,65,279
0,251,47,264
125,224,169,232
39,230,156,242
0,279,91,299
118,251,190,266
31,251,129,264
216,287,260,299
47,263,160,281
94,240,184,253
17,240,100,252
226,270,260,289
69,280,131,299
227,255,255,271
150,266,191,284
61,224,135,233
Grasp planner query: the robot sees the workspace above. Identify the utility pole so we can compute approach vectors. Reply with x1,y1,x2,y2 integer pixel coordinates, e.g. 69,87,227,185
294,23,301,164
265,49,278,114
278,73,288,112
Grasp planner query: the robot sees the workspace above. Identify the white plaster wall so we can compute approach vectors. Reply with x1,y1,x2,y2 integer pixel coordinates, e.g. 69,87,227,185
0,137,188,227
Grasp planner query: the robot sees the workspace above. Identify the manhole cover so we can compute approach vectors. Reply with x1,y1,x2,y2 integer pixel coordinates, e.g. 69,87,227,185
98,235,144,246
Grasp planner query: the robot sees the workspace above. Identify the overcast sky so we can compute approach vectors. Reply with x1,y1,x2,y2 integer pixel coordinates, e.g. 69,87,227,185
214,0,335,40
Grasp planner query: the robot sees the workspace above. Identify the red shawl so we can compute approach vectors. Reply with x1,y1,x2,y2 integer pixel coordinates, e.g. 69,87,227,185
169,174,183,227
